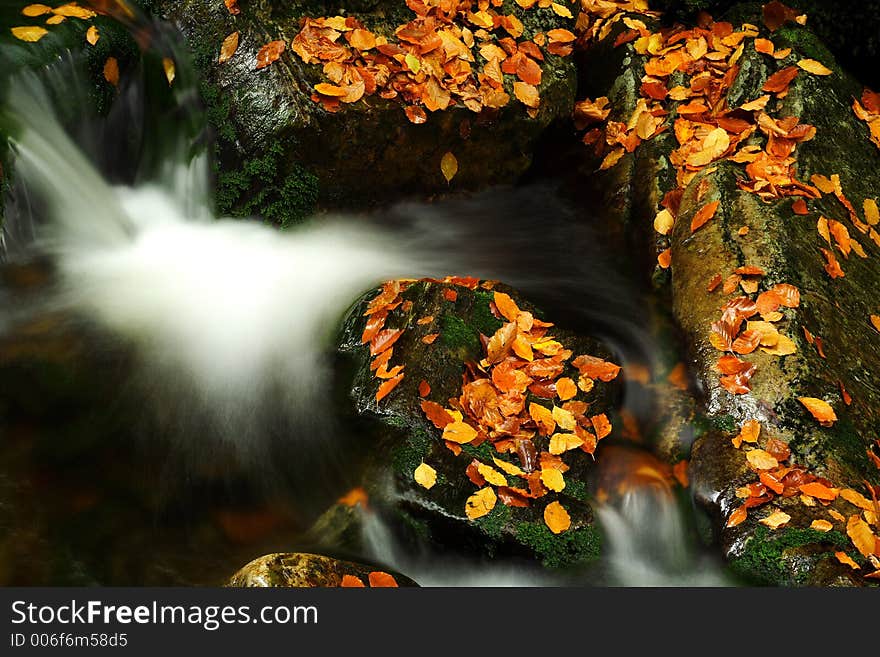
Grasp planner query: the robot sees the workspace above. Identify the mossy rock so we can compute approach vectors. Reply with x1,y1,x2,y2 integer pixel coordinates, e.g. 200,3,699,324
227,552,417,586
335,279,621,569
154,0,578,221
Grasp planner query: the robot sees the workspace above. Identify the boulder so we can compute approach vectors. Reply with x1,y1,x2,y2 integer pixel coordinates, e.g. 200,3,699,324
335,277,622,569
153,0,579,222
569,2,880,584
228,551,417,586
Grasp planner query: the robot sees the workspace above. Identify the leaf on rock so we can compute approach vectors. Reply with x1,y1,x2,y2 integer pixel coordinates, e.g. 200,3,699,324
341,574,365,587
256,40,285,70
797,59,832,76
368,571,399,587
798,396,837,426
465,487,497,520
544,500,571,534
86,25,99,45
690,200,720,233
11,26,48,42
440,151,458,182
414,462,437,489
219,31,240,64
103,57,119,86
376,372,404,402
759,509,791,529
846,515,876,557
727,504,747,527
442,420,478,444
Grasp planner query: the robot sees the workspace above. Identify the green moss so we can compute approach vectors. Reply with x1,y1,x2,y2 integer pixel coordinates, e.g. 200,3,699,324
516,521,602,569
476,503,512,539
729,525,850,585
391,426,433,478
471,290,504,335
461,441,499,464
564,478,591,504
711,414,737,434
440,313,480,351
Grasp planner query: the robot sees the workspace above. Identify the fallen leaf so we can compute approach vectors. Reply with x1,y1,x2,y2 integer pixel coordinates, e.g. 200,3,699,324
654,208,675,235
368,571,399,587
811,519,833,532
834,551,860,569
440,151,458,183
86,25,99,46
442,420,478,444
727,504,747,527
414,462,437,489
544,500,571,534
465,487,497,520
256,40,285,70
513,81,540,108
746,449,779,470
21,4,52,17
11,26,48,42
760,509,791,529
103,57,119,86
341,574,365,587
219,31,240,64
540,467,565,492
376,372,404,402
691,200,720,233
846,515,876,557
798,397,837,426
762,66,798,93
797,59,832,76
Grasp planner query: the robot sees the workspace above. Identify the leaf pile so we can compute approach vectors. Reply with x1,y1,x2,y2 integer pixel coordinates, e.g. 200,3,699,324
361,279,620,536
725,418,880,580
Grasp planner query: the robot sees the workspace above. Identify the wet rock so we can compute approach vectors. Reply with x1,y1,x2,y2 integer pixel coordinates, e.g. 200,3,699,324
335,279,621,569
154,0,578,221
228,552,417,587
568,4,880,584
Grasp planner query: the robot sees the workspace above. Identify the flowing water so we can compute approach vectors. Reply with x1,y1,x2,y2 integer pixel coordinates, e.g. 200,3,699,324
0,16,730,586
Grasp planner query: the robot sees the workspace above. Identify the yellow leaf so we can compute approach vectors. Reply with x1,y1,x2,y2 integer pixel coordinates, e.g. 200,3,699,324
513,81,540,108
550,2,573,18
477,463,508,487
599,147,624,170
493,291,521,322
544,500,571,534
440,151,458,183
540,467,565,492
414,462,437,489
22,4,52,17
465,487,497,520
746,449,779,470
45,15,65,24
840,488,874,511
103,57,119,86
797,58,833,75
51,3,96,19
551,405,576,431
834,551,860,569
11,26,48,42
529,402,556,436
864,198,879,225
798,396,837,426
759,509,791,529
404,53,420,73
871,315,880,334
86,25,99,45
846,515,876,557
163,57,176,85
549,432,583,455
760,333,796,355
811,519,833,532
654,208,675,235
555,377,577,401
493,457,525,477
219,31,240,64
442,421,477,444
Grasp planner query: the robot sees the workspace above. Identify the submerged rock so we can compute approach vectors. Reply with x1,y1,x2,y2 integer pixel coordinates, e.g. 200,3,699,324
154,0,578,221
335,278,622,569
228,552,417,587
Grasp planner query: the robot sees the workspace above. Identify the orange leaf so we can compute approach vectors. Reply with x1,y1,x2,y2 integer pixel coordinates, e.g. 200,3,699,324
103,57,119,86
799,482,838,501
493,291,521,322
443,421,478,444
421,400,453,428
834,551,860,570
368,571,399,587
219,31,240,64
256,40,286,70
555,377,577,401
418,379,431,397
762,66,798,93
690,200,720,233
544,501,571,534
341,574,365,587
726,504,747,527
846,515,876,557
421,333,439,344
376,373,404,402
798,396,837,426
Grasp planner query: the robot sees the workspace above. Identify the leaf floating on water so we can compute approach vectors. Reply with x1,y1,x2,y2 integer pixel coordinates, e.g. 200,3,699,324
440,151,458,183
797,59,832,76
413,462,437,490
465,487,497,520
256,40,285,70
86,25,99,45
103,57,119,86
219,31,240,64
798,396,837,426
11,26,48,42
543,501,571,534
368,571,399,587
